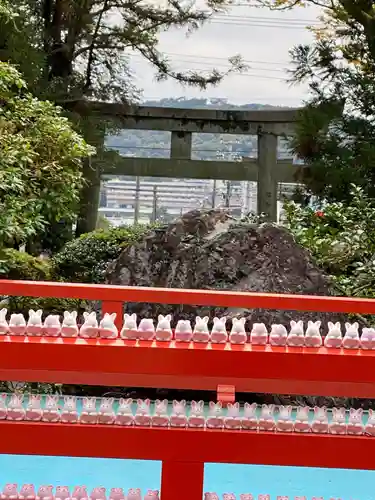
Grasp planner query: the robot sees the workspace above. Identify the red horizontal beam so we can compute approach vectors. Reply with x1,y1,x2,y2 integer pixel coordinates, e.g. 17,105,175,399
1,336,375,397
1,279,375,313
0,421,374,470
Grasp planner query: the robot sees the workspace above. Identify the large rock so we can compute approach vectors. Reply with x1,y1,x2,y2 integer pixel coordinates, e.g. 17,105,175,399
106,209,346,329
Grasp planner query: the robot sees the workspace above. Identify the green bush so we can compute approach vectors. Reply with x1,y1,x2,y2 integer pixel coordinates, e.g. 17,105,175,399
52,225,151,283
284,185,375,298
0,249,51,280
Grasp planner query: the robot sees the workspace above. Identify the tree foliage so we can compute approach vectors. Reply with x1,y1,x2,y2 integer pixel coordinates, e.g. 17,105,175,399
0,60,94,247
252,0,375,201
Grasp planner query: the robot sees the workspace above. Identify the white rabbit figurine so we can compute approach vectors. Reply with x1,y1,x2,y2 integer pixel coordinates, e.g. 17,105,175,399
0,393,7,419
365,409,375,436
79,311,99,338
342,322,360,349
175,319,193,342
80,397,98,424
361,327,375,350
241,402,258,430
9,313,26,335
115,398,134,426
0,308,9,335
155,314,173,341
329,407,347,435
250,323,268,345
211,316,228,343
311,406,328,433
7,393,25,420
324,321,342,348
224,402,241,429
138,318,155,341
61,396,78,423
42,395,60,422
170,400,188,427
206,401,223,429
25,394,42,421
99,313,118,339
287,320,305,347
276,405,294,432
347,408,364,435
152,399,169,427
26,309,43,336
120,313,138,340
188,400,205,428
43,314,61,337
269,324,288,347
192,316,210,342
294,406,311,433
134,399,152,426
61,311,79,338
304,320,322,347
229,317,247,344
258,404,275,431
98,397,116,425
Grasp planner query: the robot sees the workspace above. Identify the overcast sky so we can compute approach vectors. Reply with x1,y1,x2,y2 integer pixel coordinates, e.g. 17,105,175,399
129,3,321,106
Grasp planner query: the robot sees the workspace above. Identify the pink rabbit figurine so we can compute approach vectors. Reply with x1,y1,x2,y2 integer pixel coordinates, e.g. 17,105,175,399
241,402,258,430
80,397,98,424
269,324,288,347
188,400,206,428
127,490,141,500
9,313,26,335
223,495,236,500
240,495,253,500
144,491,159,500
206,401,223,429
311,406,328,434
170,400,188,427
115,398,134,426
347,408,364,435
192,316,210,343
99,313,118,339
0,393,7,420
36,486,54,500
258,496,270,500
72,487,88,500
258,404,275,431
211,317,228,344
276,405,294,432
42,395,60,422
204,494,219,500
80,312,99,338
229,317,247,344
55,487,70,500
175,319,193,342
361,327,375,350
61,311,79,338
155,314,173,341
43,314,61,337
365,409,375,436
19,485,36,500
342,322,360,349
109,489,125,500
120,313,138,340
25,394,42,421
134,399,152,426
138,318,155,341
329,407,347,435
304,321,322,347
26,309,43,336
98,397,116,424
7,393,25,421
224,402,241,429
152,399,169,427
287,320,305,347
90,488,106,500
0,308,9,335
250,323,268,345
294,406,311,433
324,322,342,348
1,484,18,500
61,396,78,423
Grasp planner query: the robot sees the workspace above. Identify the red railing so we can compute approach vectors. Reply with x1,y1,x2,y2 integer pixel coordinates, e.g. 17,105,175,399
1,279,375,500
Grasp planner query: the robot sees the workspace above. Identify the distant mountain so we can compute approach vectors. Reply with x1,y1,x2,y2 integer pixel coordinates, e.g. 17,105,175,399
142,97,291,110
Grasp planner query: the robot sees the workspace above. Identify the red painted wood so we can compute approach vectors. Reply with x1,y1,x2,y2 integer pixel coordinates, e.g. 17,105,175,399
0,421,374,470
161,461,204,500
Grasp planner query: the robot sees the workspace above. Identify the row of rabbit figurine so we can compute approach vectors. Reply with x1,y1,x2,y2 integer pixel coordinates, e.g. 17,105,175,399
0,485,158,500
1,307,374,349
2,394,374,436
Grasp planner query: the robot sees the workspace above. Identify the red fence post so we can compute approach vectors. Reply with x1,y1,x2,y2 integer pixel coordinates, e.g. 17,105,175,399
102,301,123,331
161,460,204,500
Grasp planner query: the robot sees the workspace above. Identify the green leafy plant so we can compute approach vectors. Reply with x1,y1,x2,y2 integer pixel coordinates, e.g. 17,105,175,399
284,185,375,298
52,225,152,283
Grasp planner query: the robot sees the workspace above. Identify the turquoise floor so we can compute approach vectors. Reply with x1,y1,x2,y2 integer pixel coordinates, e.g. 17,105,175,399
0,455,374,499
